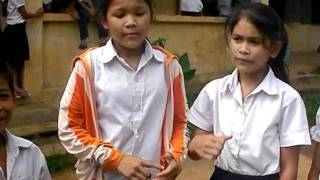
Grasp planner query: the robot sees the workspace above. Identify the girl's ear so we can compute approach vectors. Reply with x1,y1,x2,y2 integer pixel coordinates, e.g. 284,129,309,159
100,14,108,29
270,41,283,58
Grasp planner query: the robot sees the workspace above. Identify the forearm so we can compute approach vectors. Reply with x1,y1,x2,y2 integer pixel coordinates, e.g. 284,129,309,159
280,146,299,180
308,142,320,180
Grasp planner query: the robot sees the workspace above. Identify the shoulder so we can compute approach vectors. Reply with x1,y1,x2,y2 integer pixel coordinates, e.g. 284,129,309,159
275,78,302,104
9,133,44,155
199,74,232,98
10,0,25,6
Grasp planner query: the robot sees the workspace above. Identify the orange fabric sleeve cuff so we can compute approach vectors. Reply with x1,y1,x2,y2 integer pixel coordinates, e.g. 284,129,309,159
102,150,124,171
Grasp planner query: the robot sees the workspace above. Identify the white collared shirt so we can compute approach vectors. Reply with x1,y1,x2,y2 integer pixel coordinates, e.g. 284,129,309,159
0,130,51,180
92,39,166,179
189,68,311,176
6,0,25,25
310,107,320,142
180,0,203,13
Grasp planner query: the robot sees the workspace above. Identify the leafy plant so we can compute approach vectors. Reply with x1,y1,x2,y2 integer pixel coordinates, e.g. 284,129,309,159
46,153,76,175
152,38,196,81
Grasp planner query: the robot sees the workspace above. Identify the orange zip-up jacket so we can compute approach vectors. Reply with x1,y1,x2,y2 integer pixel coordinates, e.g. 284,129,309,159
58,46,189,179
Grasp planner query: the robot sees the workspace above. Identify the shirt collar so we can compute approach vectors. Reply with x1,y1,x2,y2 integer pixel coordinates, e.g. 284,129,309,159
222,67,278,95
98,38,164,64
5,129,32,154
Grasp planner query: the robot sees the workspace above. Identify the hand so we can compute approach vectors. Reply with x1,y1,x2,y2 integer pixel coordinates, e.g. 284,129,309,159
153,153,180,180
188,134,232,160
117,155,161,180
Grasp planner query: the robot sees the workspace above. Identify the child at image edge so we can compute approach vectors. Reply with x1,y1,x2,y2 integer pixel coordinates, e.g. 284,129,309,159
58,0,188,179
308,106,320,180
0,60,51,179
188,3,311,180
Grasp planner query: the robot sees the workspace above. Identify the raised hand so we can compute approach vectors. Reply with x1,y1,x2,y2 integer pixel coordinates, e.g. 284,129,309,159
189,133,232,161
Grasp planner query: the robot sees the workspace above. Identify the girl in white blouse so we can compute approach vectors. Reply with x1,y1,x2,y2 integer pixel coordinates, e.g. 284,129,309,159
188,3,311,180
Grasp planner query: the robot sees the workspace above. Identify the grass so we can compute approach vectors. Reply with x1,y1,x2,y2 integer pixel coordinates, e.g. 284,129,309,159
46,153,76,175
301,92,320,127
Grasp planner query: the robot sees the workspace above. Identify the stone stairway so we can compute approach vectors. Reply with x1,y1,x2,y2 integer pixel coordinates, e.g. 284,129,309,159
7,96,64,156
289,51,320,92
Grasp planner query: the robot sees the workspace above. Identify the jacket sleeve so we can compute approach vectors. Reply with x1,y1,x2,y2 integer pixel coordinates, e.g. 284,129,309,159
58,61,124,171
170,60,189,170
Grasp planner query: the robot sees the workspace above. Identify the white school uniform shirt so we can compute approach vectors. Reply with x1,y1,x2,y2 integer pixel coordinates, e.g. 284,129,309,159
6,0,25,25
94,39,166,179
189,68,311,176
0,129,51,180
180,0,203,13
310,107,320,143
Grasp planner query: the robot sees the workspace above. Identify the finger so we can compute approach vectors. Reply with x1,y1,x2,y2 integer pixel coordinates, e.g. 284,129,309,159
203,149,219,160
136,166,151,179
222,135,232,141
141,160,162,170
154,161,175,177
132,171,147,180
160,152,173,160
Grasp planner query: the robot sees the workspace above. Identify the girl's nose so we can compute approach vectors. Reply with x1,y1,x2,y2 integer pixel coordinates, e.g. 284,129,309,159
125,16,137,28
238,45,250,55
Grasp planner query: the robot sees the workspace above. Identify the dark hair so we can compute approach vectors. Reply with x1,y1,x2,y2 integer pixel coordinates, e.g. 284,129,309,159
101,0,154,21
0,60,14,95
225,3,289,83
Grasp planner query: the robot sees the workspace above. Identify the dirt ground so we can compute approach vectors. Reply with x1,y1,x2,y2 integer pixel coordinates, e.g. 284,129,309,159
53,143,315,180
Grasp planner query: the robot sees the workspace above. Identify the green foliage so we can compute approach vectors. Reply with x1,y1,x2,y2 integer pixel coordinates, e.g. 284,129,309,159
301,92,320,127
46,154,76,175
152,38,196,81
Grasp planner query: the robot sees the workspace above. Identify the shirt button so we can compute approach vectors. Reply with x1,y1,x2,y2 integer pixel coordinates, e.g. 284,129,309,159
134,77,139,82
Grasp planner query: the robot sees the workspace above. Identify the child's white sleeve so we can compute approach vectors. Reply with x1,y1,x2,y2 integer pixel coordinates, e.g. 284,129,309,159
189,86,214,132
311,107,320,143
279,95,311,146
13,0,25,8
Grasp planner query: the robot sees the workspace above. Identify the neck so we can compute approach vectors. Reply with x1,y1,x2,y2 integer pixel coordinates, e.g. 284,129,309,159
238,67,268,99
112,40,145,71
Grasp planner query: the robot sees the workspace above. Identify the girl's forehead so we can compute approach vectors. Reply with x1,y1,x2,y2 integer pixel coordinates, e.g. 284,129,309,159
232,18,262,37
109,0,148,8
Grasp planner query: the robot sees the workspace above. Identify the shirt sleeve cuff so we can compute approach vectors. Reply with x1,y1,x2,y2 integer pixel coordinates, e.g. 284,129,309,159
280,130,311,147
102,149,124,171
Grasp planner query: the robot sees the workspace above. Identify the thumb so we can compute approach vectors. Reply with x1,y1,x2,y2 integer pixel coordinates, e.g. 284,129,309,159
223,135,232,141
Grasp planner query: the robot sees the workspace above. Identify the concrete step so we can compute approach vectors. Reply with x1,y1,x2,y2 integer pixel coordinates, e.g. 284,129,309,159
15,95,44,106
31,135,66,156
9,103,58,127
290,74,320,91
289,51,320,75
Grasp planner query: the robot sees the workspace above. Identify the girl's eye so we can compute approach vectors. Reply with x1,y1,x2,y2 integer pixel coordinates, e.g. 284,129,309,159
232,36,242,43
0,93,9,99
250,39,261,45
113,12,124,18
136,12,145,16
